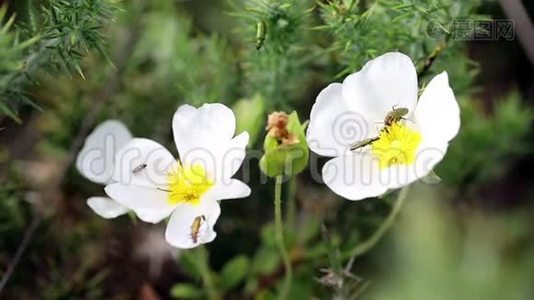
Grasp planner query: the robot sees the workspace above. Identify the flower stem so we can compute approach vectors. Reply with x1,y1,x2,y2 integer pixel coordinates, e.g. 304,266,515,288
196,246,219,300
274,175,292,299
285,175,297,232
343,186,410,260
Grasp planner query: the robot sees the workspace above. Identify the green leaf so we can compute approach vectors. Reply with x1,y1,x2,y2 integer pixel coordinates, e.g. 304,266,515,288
0,104,21,123
251,247,280,275
179,251,202,279
170,283,203,299
219,255,250,291
259,223,277,247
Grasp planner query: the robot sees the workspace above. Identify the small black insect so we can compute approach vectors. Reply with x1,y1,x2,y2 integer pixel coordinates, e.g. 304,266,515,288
132,163,147,174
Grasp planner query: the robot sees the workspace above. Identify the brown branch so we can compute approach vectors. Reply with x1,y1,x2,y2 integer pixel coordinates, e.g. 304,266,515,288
500,0,534,65
417,39,447,80
0,217,41,294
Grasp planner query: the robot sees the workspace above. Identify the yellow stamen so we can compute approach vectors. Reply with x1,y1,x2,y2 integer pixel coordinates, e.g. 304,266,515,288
371,122,422,169
166,163,213,206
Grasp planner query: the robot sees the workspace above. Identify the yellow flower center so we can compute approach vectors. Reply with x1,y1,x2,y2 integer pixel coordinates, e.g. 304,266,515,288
371,122,422,169
166,163,213,206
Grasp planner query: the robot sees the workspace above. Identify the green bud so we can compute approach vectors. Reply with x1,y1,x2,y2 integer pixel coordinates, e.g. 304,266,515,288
233,94,265,147
259,111,309,177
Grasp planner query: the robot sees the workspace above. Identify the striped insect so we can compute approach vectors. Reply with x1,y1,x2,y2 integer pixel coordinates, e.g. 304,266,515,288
350,137,379,151
191,215,206,243
132,163,147,174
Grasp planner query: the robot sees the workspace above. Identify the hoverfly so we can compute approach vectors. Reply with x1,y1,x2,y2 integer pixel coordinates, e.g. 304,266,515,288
132,163,147,174
191,215,206,243
384,106,409,127
350,137,379,151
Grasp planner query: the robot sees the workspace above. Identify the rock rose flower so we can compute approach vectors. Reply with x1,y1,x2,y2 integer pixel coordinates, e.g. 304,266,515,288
307,52,460,200
105,103,251,248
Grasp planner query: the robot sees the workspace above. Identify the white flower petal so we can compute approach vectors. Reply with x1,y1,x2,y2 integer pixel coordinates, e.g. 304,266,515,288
86,196,129,219
105,183,175,223
322,153,388,200
382,138,448,189
173,103,236,158
173,104,248,181
307,83,376,157
342,52,418,122
165,198,221,249
415,72,460,143
217,132,249,180
209,179,251,200
112,138,176,188
175,133,249,182
76,120,132,184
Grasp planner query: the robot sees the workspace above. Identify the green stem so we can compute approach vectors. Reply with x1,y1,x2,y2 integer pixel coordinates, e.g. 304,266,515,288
285,175,297,232
196,246,219,300
274,175,292,300
342,186,410,260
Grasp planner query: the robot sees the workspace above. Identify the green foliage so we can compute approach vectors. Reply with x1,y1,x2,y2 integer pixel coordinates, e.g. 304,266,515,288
318,0,485,77
0,0,119,120
175,251,250,298
0,175,29,235
37,75,91,154
0,5,39,121
238,212,325,297
170,283,204,299
132,8,238,105
36,0,240,151
219,255,250,290
368,187,534,300
179,250,203,280
437,90,533,188
37,0,119,77
0,168,111,299
230,0,315,109
2,0,534,299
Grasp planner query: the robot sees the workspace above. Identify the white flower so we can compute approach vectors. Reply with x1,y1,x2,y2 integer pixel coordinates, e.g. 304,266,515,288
76,120,133,218
104,103,251,248
307,52,460,200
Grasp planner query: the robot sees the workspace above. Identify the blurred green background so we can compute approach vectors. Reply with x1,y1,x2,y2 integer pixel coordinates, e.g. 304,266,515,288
0,0,533,299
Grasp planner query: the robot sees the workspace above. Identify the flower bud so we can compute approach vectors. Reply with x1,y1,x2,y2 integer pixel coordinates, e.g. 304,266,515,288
259,111,309,177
